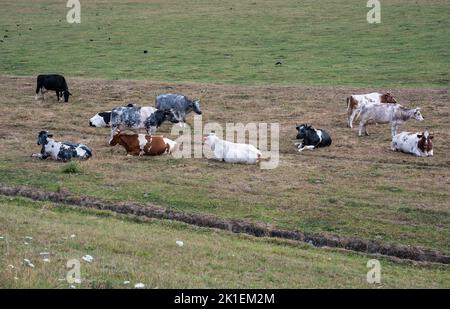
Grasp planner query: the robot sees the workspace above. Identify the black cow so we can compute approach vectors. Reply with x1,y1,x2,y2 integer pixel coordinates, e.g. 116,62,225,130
35,74,72,103
295,124,332,152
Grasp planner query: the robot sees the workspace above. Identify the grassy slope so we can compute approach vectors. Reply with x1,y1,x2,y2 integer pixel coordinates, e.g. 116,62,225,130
0,77,448,254
0,0,449,87
0,196,449,288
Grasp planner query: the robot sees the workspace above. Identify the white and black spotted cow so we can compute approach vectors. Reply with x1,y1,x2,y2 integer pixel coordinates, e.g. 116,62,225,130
31,131,92,161
89,104,137,128
35,74,72,103
391,131,434,157
156,94,202,128
109,105,177,143
295,124,332,152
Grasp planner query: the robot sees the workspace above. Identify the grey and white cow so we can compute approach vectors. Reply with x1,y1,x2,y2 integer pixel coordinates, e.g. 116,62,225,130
89,104,136,128
358,103,424,137
31,131,92,161
155,94,202,128
109,104,177,143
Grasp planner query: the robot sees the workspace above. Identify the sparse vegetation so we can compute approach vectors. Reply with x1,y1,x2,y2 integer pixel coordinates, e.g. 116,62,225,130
0,196,449,288
61,162,82,174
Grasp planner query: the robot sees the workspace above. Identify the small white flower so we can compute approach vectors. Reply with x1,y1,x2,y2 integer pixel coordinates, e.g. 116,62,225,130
0,236,4,240
74,278,81,284
24,242,29,245
123,281,130,285
8,264,14,269
134,283,145,289
70,285,76,289
70,234,76,239
43,258,50,263
25,236,33,240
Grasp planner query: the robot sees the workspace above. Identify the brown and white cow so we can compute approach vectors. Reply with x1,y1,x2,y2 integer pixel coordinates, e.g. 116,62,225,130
109,131,176,156
391,131,433,157
358,103,424,137
346,92,397,128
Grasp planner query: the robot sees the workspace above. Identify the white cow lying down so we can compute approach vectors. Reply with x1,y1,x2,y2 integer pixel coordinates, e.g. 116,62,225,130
391,131,433,157
204,134,262,164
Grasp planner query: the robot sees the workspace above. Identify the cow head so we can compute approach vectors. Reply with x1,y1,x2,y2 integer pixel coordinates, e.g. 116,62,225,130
381,92,397,104
37,130,53,145
89,111,111,128
296,124,312,140
204,133,219,150
109,130,122,146
191,100,202,115
413,108,424,121
89,112,111,127
417,131,433,156
63,90,72,103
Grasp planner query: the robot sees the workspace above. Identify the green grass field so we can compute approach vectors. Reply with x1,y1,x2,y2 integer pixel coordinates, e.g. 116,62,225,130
1,196,449,288
0,0,449,288
0,0,449,87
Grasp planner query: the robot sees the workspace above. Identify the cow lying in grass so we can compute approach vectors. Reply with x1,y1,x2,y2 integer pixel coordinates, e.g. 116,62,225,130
204,133,262,164
295,124,332,152
359,103,424,137
109,131,176,156
89,104,136,128
391,131,433,157
31,131,92,161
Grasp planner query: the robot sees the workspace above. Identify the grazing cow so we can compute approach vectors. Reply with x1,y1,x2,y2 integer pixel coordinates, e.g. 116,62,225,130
295,124,332,152
109,105,177,142
31,131,92,161
109,131,176,156
89,104,136,128
35,74,72,103
204,133,262,164
391,131,433,157
346,92,397,128
359,103,424,137
156,94,202,127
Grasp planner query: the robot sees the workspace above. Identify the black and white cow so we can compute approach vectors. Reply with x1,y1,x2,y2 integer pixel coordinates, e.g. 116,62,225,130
295,124,332,152
156,94,202,127
31,131,92,161
109,105,177,142
35,74,72,103
89,104,136,128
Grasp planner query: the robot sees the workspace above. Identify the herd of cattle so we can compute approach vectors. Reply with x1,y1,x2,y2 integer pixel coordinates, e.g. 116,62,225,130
31,74,434,163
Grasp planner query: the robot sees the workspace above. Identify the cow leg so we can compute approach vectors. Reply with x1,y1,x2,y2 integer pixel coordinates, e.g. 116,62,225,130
349,109,360,129
358,122,364,136
109,126,117,144
298,145,315,153
347,108,355,128
391,124,398,137
56,91,60,102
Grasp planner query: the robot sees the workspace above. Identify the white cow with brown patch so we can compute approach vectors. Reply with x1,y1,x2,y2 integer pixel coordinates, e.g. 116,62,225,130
346,92,397,128
391,131,433,157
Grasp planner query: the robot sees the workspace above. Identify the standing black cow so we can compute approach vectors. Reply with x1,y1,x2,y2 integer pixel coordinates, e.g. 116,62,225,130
295,124,332,152
35,74,72,103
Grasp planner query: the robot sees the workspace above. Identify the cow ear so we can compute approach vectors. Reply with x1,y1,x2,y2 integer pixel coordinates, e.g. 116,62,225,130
47,134,53,138
429,135,434,140
417,134,423,138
